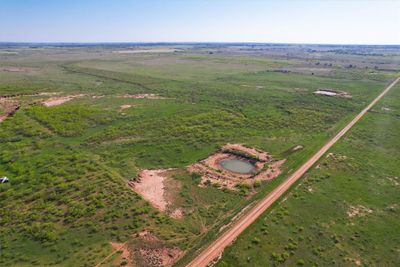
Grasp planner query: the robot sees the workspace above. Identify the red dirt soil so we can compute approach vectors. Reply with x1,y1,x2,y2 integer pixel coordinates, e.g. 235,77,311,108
139,247,182,267
128,169,183,218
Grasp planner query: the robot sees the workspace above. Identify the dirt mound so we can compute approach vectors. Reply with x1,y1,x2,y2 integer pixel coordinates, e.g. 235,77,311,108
223,143,271,161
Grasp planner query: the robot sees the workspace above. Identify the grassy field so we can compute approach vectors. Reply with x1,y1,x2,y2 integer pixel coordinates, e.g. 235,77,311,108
0,44,399,266
217,81,400,266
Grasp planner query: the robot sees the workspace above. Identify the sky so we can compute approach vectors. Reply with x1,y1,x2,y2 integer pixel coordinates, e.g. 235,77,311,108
0,0,399,44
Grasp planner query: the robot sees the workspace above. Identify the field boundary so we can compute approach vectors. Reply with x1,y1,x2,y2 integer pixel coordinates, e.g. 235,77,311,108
186,77,400,267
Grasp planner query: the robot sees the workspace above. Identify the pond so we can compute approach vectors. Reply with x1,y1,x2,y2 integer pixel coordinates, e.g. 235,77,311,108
219,158,255,174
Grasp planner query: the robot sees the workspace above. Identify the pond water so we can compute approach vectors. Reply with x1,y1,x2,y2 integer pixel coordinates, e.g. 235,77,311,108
219,159,255,174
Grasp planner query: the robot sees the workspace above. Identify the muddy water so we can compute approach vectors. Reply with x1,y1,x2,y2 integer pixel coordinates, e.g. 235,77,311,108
219,159,255,174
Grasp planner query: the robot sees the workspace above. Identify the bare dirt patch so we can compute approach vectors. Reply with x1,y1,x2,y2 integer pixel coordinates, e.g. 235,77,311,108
129,169,170,211
128,230,183,267
128,169,182,218
120,104,133,110
138,247,182,267
0,66,33,73
119,93,166,99
347,205,373,218
188,144,285,190
170,208,183,219
41,94,87,107
0,98,20,122
138,230,159,242
292,145,304,152
314,88,352,98
92,95,105,99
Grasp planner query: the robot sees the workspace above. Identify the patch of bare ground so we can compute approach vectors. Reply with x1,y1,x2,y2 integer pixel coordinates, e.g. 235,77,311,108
0,66,33,73
138,230,159,242
120,104,132,110
119,93,166,99
103,230,182,267
129,230,183,267
381,106,393,112
0,98,20,122
292,145,304,151
387,176,399,186
41,94,87,107
92,95,105,99
345,257,362,266
128,169,183,218
314,88,352,98
138,247,182,267
188,144,285,191
347,205,373,218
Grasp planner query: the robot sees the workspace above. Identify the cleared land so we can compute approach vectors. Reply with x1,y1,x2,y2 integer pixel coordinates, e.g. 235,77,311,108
0,44,399,267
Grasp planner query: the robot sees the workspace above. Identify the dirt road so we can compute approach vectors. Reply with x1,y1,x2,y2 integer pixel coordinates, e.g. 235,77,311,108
186,77,400,267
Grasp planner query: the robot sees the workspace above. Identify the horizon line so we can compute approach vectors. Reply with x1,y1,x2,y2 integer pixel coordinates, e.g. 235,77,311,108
1,41,400,47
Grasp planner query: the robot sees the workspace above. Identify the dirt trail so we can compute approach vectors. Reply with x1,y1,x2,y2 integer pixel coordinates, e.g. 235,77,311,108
186,77,400,267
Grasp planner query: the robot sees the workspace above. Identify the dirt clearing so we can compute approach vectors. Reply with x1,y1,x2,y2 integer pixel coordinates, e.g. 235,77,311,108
130,230,183,267
188,144,285,191
118,93,166,99
0,66,33,73
128,169,182,218
347,205,373,218
120,104,132,110
0,97,20,122
41,94,87,107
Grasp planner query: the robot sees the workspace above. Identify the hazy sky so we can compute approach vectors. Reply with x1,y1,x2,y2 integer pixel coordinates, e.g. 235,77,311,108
1,0,399,44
